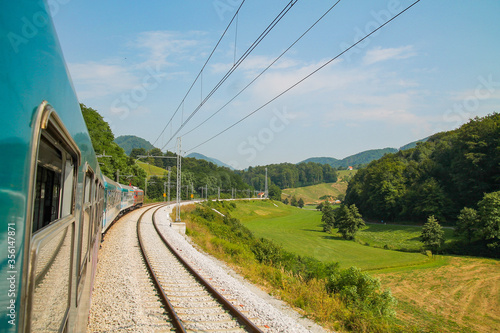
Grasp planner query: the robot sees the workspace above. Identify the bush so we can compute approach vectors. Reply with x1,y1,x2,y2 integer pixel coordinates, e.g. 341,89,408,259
326,267,396,318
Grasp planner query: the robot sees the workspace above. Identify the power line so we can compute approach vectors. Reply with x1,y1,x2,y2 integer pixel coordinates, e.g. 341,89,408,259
181,0,343,138
151,0,247,148
160,0,299,151
186,0,422,153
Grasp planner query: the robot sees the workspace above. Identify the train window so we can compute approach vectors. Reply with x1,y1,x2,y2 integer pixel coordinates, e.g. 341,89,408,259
32,134,77,233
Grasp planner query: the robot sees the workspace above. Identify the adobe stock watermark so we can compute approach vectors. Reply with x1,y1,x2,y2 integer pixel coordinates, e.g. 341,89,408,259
228,107,293,169
443,74,500,128
110,65,166,120
7,0,71,53
213,0,241,21
339,0,403,62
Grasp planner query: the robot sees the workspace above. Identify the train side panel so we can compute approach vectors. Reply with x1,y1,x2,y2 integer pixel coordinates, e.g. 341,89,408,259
134,189,145,207
0,1,102,332
102,176,122,233
120,184,135,211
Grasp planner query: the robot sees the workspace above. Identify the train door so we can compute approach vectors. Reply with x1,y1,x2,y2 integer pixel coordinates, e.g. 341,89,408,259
24,103,80,332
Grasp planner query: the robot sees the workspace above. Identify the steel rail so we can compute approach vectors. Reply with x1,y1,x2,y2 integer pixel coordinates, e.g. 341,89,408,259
136,204,187,333
152,207,263,333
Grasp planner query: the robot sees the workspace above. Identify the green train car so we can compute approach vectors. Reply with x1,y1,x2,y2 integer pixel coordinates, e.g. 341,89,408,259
0,1,142,331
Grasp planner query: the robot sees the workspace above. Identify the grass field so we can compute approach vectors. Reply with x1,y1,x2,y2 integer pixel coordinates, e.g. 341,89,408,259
281,170,357,205
281,182,348,204
229,200,500,332
137,161,169,178
231,200,429,271
336,169,357,182
374,257,500,332
357,223,456,252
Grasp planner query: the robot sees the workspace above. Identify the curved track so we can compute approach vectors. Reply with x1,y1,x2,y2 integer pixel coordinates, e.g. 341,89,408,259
137,204,263,333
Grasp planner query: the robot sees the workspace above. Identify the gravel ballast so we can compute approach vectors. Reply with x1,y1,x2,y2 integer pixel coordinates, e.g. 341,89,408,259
87,203,329,332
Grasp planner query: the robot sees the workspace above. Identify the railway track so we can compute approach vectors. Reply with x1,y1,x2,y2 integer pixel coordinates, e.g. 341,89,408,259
137,204,264,333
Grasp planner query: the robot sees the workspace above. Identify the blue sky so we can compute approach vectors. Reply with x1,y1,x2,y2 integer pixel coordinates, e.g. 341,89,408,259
51,0,500,169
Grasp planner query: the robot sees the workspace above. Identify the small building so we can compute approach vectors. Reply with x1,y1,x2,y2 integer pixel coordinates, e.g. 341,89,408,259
348,166,353,170
258,192,265,198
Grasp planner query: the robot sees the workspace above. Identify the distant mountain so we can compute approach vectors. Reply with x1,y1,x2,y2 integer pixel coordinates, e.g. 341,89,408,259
398,137,429,151
301,137,430,168
302,148,397,168
115,135,156,155
186,152,234,170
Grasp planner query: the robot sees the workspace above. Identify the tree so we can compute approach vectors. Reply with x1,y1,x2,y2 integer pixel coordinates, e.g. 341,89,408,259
268,184,282,201
321,202,335,233
455,207,479,243
477,191,500,249
80,104,147,187
298,198,305,208
420,215,445,253
290,196,298,207
334,204,365,240
283,198,289,205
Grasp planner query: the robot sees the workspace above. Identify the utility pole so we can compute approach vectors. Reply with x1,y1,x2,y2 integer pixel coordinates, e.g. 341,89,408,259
218,187,220,200
163,182,166,202
145,177,147,198
175,137,182,222
206,184,208,200
167,166,171,202
265,167,268,199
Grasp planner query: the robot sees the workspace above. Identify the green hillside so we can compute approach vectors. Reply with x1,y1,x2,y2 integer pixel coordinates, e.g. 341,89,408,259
282,182,346,204
186,152,234,169
137,161,169,178
115,135,155,155
281,169,357,204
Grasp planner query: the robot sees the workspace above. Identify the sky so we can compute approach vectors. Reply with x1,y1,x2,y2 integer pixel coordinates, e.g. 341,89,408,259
51,0,500,169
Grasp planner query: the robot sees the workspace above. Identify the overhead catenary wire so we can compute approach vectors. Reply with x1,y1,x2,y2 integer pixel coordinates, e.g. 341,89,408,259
181,0,343,139
186,0,422,153
160,0,299,151
151,0,247,148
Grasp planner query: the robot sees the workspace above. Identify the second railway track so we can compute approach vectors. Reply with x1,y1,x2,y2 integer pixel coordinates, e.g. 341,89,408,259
137,204,264,333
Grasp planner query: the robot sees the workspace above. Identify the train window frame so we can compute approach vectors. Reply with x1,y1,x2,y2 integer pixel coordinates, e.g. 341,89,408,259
22,101,81,332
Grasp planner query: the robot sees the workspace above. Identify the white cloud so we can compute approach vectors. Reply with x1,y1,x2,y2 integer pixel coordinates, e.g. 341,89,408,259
68,30,207,102
363,45,417,65
132,30,207,69
69,60,138,99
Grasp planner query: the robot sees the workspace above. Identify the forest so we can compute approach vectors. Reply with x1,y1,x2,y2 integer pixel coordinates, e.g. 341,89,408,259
344,113,499,253
240,162,338,190
130,146,252,200
81,104,147,187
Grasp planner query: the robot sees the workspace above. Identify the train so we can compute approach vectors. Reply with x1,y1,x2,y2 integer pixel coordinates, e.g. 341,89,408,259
1,1,143,332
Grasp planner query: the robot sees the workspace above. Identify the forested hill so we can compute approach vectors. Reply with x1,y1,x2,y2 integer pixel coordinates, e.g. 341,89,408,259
114,135,155,155
128,147,252,200
186,152,234,170
80,104,146,186
345,113,500,224
301,138,429,168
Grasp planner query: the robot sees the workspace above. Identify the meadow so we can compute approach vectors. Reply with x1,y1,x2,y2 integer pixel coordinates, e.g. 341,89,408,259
137,161,169,178
230,200,429,270
230,200,500,332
